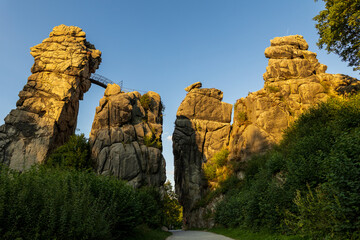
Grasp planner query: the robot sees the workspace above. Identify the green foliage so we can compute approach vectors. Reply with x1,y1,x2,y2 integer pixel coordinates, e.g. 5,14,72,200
323,128,360,235
137,187,164,228
143,134,162,149
284,185,345,239
46,134,93,170
0,165,141,239
137,182,183,230
213,149,229,167
281,96,360,191
140,94,152,111
194,175,242,210
210,227,304,240
203,149,231,189
162,181,183,229
236,111,248,125
314,0,360,70
266,85,280,93
215,95,360,238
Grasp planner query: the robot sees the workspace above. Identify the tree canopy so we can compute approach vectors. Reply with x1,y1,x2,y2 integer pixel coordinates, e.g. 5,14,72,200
314,0,360,71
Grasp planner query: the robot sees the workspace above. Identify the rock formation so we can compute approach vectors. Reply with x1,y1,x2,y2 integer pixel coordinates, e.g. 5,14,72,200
90,84,166,188
173,83,232,228
0,25,101,170
173,35,360,228
229,35,360,164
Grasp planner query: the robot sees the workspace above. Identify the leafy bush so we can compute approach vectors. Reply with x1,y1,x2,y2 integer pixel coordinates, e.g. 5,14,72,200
323,128,360,235
162,181,183,229
203,149,231,189
236,111,248,125
137,186,164,228
284,185,344,239
143,134,162,149
136,182,183,230
0,165,141,240
266,85,280,93
140,94,151,111
46,134,93,170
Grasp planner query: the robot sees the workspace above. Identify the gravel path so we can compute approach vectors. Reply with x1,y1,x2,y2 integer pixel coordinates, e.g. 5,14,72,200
166,230,234,240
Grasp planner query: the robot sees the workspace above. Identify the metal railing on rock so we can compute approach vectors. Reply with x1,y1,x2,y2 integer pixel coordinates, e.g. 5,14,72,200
89,73,114,88
89,73,147,94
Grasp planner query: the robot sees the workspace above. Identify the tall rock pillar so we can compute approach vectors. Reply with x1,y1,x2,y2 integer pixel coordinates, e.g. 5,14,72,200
89,84,166,188
173,82,232,228
0,25,101,170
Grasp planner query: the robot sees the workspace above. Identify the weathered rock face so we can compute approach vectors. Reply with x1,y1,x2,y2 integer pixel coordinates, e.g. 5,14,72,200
173,83,232,228
229,35,360,164
173,35,360,228
90,84,166,188
0,25,101,170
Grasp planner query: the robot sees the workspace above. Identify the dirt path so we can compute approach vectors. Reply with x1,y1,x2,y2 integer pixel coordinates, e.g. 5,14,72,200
166,230,234,240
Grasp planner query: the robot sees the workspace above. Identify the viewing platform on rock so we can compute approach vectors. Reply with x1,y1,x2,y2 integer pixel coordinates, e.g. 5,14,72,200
89,73,113,89
89,73,146,93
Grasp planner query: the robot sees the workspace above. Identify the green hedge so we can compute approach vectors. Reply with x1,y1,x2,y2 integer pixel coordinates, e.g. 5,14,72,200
0,166,141,240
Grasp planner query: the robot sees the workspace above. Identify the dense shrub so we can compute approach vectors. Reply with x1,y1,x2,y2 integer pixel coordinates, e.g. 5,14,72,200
46,134,93,170
285,128,360,239
236,111,248,125
215,95,360,238
203,149,231,190
140,94,151,111
284,185,344,239
137,186,164,228
136,181,183,230
0,165,141,240
162,181,183,229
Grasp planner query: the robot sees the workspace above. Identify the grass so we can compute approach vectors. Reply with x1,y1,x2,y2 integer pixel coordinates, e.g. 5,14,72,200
125,225,171,240
209,227,305,240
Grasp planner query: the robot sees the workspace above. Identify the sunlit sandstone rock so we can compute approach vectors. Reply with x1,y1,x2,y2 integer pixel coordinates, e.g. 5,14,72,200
229,35,360,163
173,35,360,228
173,82,232,228
0,25,101,170
90,84,166,188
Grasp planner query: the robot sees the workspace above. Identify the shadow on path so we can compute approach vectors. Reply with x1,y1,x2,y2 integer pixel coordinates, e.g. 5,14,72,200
166,230,234,240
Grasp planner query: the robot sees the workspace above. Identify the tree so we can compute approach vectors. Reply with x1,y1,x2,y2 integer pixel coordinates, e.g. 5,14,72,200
46,134,93,170
162,181,183,229
314,0,360,71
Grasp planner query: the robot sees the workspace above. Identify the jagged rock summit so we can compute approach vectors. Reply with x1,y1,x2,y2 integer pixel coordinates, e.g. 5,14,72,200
229,34,360,163
184,82,202,92
0,25,101,170
264,35,326,81
90,84,166,188
173,82,232,228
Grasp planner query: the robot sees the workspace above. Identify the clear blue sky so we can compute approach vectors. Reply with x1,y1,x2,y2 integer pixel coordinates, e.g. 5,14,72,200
0,0,358,185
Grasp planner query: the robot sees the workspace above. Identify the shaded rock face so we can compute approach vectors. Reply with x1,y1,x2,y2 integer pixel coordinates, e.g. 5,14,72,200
90,84,166,188
229,35,360,163
173,84,232,228
0,25,101,170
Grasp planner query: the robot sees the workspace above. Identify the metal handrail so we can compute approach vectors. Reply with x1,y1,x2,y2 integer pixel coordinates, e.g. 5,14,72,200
89,73,114,88
89,73,146,93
